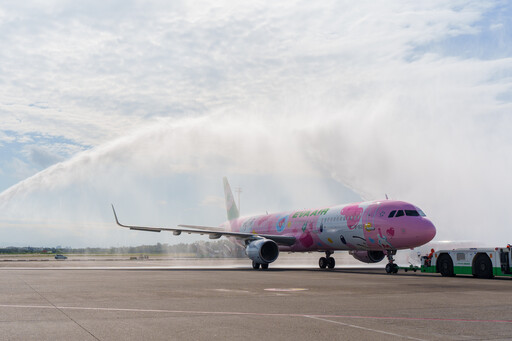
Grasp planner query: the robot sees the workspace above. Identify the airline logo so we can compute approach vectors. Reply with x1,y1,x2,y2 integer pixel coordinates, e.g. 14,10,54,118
291,208,329,218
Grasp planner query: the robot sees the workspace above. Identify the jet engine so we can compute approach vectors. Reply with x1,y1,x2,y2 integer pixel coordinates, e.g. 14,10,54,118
349,250,385,263
246,239,279,264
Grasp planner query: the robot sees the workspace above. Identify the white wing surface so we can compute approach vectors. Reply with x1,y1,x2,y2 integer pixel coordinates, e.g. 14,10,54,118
112,205,296,246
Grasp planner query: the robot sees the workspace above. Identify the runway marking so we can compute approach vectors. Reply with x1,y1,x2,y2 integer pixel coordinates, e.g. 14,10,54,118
0,304,511,324
264,288,308,292
0,266,251,270
18,280,100,341
0,264,380,270
212,289,252,294
304,315,427,341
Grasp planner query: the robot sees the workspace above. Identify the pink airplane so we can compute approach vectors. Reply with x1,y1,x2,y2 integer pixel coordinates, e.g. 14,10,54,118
113,178,436,273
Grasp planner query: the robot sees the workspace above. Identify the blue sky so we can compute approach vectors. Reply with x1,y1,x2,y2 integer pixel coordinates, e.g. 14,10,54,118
0,131,88,191
419,2,512,61
0,1,511,247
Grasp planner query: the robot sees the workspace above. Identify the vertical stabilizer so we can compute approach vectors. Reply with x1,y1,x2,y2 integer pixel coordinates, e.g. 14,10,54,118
223,177,240,221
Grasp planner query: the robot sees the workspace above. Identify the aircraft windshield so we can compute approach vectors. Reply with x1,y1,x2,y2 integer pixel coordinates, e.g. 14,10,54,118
405,210,420,217
389,208,426,218
415,207,427,217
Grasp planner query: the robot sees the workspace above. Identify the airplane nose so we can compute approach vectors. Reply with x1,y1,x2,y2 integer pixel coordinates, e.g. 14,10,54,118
393,217,437,249
421,219,436,244
404,219,436,248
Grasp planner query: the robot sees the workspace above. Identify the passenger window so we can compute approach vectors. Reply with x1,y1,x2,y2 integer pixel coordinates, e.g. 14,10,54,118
395,210,404,217
388,210,396,218
405,210,420,216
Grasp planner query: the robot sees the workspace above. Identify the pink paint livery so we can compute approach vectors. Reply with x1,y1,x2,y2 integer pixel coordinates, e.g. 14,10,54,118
114,178,436,273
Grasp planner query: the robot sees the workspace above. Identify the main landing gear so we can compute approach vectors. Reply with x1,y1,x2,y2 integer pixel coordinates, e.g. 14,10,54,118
252,261,269,270
385,250,399,274
319,251,335,269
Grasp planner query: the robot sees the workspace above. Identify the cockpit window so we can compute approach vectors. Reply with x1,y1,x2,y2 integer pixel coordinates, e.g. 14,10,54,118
416,208,426,217
388,210,396,218
405,210,420,217
395,210,404,217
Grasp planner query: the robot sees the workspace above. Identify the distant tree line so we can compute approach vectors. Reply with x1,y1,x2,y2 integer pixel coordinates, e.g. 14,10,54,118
0,239,246,258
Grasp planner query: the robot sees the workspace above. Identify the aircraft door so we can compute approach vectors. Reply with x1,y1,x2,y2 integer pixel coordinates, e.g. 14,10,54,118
362,203,381,249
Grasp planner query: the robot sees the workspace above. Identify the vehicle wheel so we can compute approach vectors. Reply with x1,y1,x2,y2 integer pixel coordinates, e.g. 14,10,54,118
392,263,399,273
319,257,327,269
385,263,393,274
327,257,335,269
473,254,493,279
437,254,454,277
261,263,269,270
252,261,260,270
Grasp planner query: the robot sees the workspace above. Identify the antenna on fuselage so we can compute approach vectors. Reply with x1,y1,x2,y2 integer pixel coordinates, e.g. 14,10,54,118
385,194,389,200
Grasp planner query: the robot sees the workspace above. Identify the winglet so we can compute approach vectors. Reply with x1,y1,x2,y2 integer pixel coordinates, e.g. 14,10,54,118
111,204,122,226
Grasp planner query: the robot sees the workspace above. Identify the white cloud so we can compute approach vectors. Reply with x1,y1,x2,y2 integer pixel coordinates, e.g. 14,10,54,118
0,1,511,247
5,157,37,182
201,195,225,209
490,23,504,31
0,1,495,144
0,131,15,143
26,145,64,168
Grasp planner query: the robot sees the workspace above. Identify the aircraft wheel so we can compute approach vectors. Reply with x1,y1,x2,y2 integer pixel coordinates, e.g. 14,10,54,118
261,263,269,270
385,263,396,274
319,257,327,269
252,261,260,270
327,257,335,269
385,263,391,274
392,263,399,273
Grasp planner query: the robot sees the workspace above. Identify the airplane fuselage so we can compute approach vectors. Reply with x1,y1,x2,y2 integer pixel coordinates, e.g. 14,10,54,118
114,178,437,271
224,200,436,252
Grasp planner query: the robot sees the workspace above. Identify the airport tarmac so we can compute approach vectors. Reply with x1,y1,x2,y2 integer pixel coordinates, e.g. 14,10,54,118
1,260,511,341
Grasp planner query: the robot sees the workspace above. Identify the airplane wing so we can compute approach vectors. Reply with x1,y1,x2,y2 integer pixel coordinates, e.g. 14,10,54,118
112,205,296,246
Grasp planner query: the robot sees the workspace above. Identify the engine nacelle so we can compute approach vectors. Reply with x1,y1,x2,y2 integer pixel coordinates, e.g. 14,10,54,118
246,239,279,264
349,250,386,263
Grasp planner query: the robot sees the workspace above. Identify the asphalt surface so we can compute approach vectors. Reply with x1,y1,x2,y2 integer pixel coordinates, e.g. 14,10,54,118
1,260,511,341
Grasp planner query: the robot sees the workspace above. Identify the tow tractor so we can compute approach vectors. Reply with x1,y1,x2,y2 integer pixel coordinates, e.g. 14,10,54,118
401,245,512,279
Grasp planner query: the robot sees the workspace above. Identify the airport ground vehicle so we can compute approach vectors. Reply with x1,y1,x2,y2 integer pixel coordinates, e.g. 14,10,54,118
402,246,512,278
54,254,67,260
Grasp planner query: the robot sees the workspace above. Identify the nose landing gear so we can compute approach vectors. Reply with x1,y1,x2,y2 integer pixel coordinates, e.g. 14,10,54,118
319,251,335,269
385,250,399,274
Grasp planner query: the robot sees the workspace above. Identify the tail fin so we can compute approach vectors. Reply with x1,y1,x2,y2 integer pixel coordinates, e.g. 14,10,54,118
223,177,240,221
